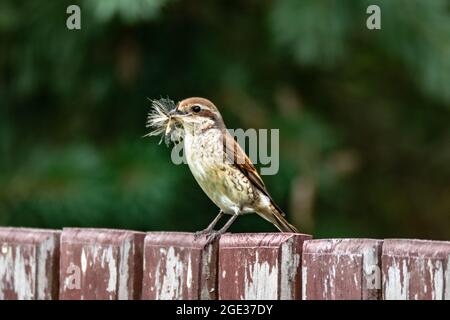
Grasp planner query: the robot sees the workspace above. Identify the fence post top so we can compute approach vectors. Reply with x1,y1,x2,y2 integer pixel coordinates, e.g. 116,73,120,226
219,232,311,248
303,238,383,254
383,238,450,258
0,227,60,244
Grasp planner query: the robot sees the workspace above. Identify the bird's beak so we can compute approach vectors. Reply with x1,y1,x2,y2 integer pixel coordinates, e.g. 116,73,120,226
169,108,188,120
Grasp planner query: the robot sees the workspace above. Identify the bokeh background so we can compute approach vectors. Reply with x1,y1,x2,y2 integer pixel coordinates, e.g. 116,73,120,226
1,0,449,239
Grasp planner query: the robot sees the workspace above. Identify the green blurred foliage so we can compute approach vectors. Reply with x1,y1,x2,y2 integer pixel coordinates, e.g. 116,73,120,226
0,0,449,239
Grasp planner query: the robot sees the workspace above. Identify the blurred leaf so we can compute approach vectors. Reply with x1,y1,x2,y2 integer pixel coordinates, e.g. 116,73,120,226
84,0,171,23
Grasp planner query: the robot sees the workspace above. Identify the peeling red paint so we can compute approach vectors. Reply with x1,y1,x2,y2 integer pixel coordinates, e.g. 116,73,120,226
218,233,310,300
382,239,450,300
142,232,218,300
302,239,382,300
0,227,60,300
59,228,144,300
2,227,450,301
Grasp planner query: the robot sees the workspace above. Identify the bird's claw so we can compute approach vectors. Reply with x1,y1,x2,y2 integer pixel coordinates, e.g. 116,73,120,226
204,230,222,245
194,228,213,240
194,229,221,245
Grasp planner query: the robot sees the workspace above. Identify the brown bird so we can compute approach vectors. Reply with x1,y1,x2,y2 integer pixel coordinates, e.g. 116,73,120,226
170,97,298,242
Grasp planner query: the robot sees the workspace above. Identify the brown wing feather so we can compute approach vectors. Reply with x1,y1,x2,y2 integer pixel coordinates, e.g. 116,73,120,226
222,132,286,216
222,133,266,191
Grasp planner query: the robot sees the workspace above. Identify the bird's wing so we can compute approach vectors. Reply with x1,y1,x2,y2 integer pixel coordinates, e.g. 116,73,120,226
222,132,286,216
222,132,267,193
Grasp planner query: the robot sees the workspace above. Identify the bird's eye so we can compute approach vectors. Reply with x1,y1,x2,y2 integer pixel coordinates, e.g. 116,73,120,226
191,105,201,113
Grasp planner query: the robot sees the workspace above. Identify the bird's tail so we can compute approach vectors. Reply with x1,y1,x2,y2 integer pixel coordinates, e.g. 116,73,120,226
258,202,299,233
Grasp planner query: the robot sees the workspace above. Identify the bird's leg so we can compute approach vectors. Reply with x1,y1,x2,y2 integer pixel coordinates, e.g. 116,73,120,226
194,210,224,239
204,212,240,245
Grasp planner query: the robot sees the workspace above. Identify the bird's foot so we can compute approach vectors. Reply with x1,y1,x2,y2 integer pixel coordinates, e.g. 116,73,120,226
204,230,223,246
194,229,222,245
194,228,213,240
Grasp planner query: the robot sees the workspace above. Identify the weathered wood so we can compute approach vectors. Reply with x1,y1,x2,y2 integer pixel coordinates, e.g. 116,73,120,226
382,239,450,300
4,225,450,301
302,239,382,300
218,233,311,300
142,232,219,300
0,227,60,300
59,228,145,300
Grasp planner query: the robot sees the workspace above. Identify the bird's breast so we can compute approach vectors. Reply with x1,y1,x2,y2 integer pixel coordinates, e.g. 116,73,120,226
184,131,222,179
183,131,257,214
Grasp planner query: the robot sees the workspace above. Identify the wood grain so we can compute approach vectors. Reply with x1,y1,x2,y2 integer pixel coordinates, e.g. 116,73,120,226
218,233,311,300
382,239,450,300
59,228,144,300
142,232,219,300
0,227,60,300
302,239,383,300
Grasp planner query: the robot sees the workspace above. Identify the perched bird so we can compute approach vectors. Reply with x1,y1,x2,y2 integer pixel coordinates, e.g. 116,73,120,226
169,97,298,242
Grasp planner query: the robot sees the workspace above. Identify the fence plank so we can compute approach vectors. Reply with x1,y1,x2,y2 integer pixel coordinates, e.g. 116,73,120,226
302,239,382,300
142,232,219,300
59,228,145,300
218,233,311,300
0,227,60,300
382,239,450,300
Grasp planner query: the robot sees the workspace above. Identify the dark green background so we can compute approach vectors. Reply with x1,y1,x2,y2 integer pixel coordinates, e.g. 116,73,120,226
1,0,449,239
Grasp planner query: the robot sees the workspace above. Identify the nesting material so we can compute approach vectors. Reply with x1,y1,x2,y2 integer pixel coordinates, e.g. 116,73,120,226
145,98,183,145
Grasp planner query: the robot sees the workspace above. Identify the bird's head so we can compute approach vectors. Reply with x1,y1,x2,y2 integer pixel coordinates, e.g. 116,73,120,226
170,97,225,133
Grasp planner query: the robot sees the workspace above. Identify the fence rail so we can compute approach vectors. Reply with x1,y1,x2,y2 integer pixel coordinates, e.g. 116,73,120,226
0,227,449,300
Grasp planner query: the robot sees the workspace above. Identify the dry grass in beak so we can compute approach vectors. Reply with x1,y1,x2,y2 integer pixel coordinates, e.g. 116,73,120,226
144,98,184,146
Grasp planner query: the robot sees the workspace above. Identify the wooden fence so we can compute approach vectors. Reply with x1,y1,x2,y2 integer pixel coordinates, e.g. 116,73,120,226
0,227,449,300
